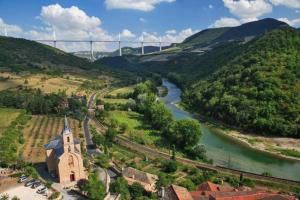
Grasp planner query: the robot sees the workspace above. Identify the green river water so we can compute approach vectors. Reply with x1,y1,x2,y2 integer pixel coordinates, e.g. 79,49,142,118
160,79,300,182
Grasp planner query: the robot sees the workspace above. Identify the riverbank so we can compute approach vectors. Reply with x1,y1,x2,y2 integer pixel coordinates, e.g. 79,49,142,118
177,103,300,161
214,127,300,161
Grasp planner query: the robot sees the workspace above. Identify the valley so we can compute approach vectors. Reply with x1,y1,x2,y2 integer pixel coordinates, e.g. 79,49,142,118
0,16,300,200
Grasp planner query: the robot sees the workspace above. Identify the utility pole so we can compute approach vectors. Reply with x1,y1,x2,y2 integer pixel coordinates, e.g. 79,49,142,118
118,33,122,56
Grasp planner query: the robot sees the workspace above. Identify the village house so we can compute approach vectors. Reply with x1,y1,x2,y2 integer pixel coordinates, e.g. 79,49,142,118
160,181,296,200
44,116,87,186
160,184,194,200
122,167,158,193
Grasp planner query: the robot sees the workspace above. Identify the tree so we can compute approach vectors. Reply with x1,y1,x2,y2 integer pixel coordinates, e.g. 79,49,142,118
150,102,173,131
185,145,207,161
94,154,110,169
130,182,145,199
95,109,108,122
83,174,106,200
110,177,131,200
24,166,38,179
155,173,174,190
104,127,117,147
162,160,177,173
171,145,176,161
11,196,20,200
179,179,196,191
169,119,202,149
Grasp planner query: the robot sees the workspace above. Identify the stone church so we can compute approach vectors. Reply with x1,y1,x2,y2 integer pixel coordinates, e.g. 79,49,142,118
44,116,87,185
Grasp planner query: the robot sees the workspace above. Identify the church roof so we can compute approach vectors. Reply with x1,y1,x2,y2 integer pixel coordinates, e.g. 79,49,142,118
44,136,61,150
62,115,71,135
44,116,80,158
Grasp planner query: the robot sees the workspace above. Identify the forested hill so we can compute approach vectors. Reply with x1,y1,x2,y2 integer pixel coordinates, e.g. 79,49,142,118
180,18,289,49
183,28,300,137
0,36,103,73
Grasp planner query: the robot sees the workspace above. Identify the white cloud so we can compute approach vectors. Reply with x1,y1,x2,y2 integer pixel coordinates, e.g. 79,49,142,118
223,0,272,22
211,17,241,28
40,4,101,31
209,4,214,9
139,17,146,23
139,28,197,44
165,29,177,35
278,17,300,26
105,0,175,11
121,29,135,38
0,18,23,37
270,0,300,9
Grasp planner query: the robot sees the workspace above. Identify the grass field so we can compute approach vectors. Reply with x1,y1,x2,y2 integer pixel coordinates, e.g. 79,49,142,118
102,98,130,104
0,108,21,135
22,115,84,163
106,110,160,146
107,86,134,96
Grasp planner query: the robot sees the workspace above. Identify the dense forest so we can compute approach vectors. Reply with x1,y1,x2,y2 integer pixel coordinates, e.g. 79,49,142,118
183,28,300,137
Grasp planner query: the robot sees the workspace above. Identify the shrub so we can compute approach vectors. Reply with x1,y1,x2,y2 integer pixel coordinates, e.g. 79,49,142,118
179,179,196,191
162,160,177,173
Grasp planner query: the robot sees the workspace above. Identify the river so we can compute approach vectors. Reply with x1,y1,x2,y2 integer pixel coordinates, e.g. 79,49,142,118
160,79,300,182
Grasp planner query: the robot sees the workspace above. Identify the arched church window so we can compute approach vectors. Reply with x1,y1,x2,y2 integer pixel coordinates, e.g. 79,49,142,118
68,155,74,167
67,137,70,142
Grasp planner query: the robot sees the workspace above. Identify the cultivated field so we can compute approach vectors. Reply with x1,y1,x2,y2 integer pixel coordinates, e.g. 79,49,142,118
0,72,109,95
22,115,84,163
0,108,21,135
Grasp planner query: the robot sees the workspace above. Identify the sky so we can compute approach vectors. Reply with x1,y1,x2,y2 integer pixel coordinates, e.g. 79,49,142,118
0,0,299,52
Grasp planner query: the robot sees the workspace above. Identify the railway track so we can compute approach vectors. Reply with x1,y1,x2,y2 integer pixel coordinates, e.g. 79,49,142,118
90,117,300,187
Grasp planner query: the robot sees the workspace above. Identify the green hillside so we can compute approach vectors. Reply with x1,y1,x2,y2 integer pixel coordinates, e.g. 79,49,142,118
181,27,230,48
183,28,300,137
0,36,103,73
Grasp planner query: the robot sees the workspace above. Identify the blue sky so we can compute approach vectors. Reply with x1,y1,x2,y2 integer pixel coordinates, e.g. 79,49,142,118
0,0,299,51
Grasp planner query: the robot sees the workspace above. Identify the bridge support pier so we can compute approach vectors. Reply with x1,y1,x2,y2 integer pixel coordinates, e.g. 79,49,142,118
53,40,56,48
159,42,162,52
119,41,122,56
141,42,144,55
90,41,94,61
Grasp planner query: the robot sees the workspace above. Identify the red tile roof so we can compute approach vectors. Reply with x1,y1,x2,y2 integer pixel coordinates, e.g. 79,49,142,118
171,185,194,200
198,181,220,192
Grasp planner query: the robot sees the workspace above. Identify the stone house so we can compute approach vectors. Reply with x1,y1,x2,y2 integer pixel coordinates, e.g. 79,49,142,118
122,167,158,193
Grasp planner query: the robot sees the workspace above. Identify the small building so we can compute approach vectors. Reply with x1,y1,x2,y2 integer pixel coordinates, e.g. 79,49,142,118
44,116,87,186
160,184,194,200
122,167,158,193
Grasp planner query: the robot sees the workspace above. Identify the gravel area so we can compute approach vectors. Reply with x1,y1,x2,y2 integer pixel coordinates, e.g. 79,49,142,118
1,185,47,200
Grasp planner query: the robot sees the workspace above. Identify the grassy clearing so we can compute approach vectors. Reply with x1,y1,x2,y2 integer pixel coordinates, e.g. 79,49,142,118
106,110,161,146
107,86,134,96
0,108,21,135
102,98,130,104
22,115,83,163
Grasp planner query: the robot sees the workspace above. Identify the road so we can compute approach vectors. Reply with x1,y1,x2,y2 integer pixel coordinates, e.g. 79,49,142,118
83,93,97,150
